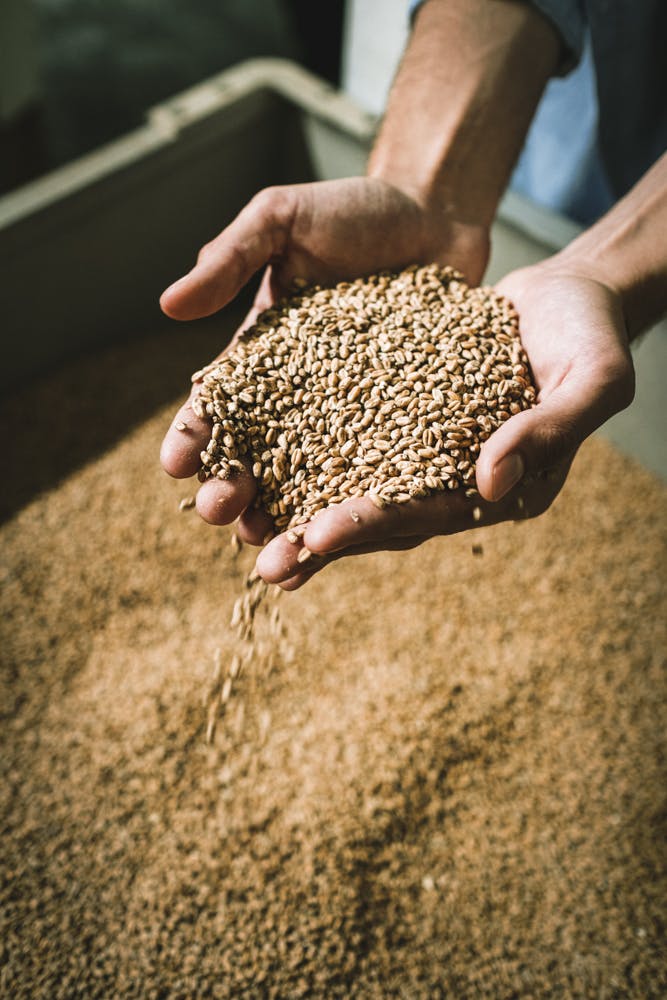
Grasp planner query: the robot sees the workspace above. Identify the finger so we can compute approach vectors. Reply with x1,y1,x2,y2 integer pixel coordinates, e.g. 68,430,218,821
161,279,276,479
302,492,472,556
236,505,275,546
195,467,257,526
273,534,431,590
160,388,212,479
257,528,430,586
476,359,634,502
276,569,319,592
160,188,295,321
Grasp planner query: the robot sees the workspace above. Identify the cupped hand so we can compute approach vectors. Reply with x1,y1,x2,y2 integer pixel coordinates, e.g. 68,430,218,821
160,175,490,552
253,259,635,590
160,179,634,591
475,259,635,498
160,177,489,324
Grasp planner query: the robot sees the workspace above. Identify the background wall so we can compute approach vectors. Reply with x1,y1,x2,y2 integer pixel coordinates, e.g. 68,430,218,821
342,0,410,114
0,0,345,194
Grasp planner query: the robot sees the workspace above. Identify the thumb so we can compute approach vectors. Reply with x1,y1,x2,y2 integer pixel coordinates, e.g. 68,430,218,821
475,372,619,502
160,186,295,321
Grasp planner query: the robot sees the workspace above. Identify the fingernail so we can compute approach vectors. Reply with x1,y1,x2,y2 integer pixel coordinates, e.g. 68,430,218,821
492,453,524,500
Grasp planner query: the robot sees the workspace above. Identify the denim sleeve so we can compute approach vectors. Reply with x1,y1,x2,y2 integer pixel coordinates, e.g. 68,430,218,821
529,0,585,70
408,0,586,74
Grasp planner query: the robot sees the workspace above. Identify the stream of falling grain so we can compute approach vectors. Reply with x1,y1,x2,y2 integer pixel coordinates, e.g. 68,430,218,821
203,533,291,743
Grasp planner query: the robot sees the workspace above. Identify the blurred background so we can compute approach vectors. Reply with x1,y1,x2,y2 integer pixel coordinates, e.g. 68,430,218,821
1,0,363,194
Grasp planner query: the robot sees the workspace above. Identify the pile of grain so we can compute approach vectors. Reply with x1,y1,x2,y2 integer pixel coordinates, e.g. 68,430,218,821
193,265,535,528
2,322,666,998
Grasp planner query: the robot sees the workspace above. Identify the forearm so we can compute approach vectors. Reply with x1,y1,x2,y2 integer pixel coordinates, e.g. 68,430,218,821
553,153,667,339
367,0,561,228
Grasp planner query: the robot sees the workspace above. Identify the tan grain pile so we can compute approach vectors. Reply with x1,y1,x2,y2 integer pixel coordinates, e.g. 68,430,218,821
1,321,666,999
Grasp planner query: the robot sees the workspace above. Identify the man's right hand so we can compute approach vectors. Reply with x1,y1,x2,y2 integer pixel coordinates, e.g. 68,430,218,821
160,176,489,324
159,176,490,542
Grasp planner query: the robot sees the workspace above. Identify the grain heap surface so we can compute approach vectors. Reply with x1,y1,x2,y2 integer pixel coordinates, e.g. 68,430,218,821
2,324,666,999
194,265,536,528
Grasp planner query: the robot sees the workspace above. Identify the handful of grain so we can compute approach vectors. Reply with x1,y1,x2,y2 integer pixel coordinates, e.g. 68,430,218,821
192,264,536,528
192,264,537,739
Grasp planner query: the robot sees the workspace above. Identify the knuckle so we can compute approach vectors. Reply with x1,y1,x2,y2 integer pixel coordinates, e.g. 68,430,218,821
249,185,295,225
197,241,214,264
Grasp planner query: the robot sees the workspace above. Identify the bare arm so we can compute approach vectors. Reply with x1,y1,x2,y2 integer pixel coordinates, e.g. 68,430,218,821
368,0,562,228
552,151,667,339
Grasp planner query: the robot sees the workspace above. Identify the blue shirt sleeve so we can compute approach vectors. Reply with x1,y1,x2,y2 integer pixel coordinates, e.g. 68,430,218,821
529,0,585,70
409,0,586,74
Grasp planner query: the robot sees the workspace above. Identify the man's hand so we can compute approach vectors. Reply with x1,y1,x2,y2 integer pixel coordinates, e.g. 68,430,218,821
475,262,635,500
248,152,667,590
158,0,564,585
160,231,635,591
160,177,489,326
250,261,635,590
159,175,490,539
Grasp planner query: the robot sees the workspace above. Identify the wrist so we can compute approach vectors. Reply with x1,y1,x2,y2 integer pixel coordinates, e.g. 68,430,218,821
549,153,667,340
367,153,498,232
544,243,622,292
362,175,491,284
552,240,651,344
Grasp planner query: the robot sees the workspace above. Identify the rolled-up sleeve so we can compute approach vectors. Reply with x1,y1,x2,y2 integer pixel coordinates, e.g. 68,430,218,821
409,0,586,73
529,0,585,70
